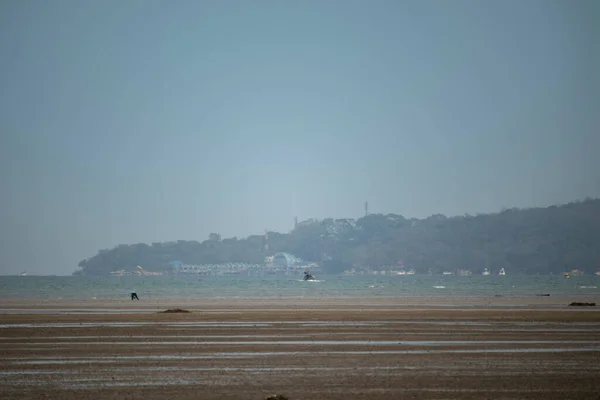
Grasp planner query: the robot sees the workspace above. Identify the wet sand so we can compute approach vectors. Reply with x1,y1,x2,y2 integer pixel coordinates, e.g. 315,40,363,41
1,298,599,399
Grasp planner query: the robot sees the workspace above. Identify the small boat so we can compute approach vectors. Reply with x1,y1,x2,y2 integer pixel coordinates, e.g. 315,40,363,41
482,268,490,276
498,268,506,276
17,271,28,276
303,269,316,281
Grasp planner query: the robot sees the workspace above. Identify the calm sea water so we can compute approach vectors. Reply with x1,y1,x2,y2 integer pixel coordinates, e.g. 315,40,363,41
0,274,598,301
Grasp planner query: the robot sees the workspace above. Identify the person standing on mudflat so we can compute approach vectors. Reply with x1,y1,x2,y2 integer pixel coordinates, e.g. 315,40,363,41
131,290,139,300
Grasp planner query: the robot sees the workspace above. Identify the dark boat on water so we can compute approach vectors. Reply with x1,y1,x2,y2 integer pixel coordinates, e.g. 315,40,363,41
303,269,316,281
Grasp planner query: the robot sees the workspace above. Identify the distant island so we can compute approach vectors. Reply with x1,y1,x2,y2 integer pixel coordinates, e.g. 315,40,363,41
75,198,600,277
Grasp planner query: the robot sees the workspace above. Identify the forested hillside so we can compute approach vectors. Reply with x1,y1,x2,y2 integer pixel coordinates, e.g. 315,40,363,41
75,199,600,276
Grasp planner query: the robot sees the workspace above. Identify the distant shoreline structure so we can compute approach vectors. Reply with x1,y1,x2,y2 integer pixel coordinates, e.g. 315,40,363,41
74,198,600,277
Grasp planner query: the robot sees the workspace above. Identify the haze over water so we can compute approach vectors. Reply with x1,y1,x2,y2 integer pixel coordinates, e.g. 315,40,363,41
1,275,598,302
1,1,599,276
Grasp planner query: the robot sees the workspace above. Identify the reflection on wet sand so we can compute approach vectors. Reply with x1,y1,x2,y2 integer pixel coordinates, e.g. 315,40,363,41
0,299,599,399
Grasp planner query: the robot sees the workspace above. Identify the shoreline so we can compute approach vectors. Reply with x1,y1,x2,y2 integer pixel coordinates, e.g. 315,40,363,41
0,295,598,312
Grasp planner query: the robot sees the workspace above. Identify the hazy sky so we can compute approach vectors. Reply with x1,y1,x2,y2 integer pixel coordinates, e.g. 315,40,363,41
1,0,599,275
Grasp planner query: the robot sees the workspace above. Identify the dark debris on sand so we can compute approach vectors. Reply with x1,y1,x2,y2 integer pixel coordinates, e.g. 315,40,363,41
161,308,191,313
569,302,596,307
264,395,289,400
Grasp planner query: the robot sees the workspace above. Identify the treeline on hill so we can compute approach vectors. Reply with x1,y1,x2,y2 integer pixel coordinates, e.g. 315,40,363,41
75,199,600,276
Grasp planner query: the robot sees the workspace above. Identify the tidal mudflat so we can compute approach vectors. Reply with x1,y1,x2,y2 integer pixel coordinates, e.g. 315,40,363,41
1,298,599,399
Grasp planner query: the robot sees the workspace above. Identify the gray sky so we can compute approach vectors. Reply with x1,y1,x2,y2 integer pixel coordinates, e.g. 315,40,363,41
1,0,599,275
